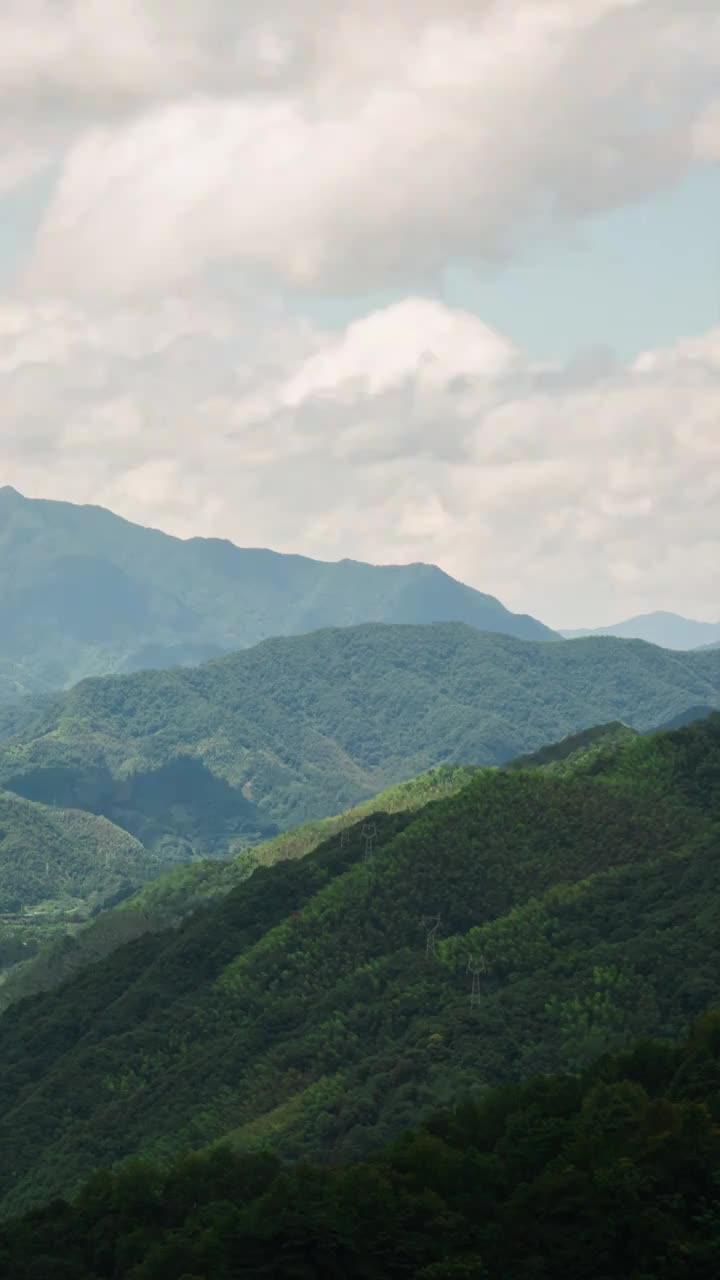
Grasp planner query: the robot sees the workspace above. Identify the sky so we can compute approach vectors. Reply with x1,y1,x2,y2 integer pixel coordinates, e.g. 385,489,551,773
1,1,719,629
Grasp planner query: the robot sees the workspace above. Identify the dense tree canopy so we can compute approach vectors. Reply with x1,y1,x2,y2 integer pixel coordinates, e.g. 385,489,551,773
0,623,717,846
0,715,718,1218
1,1013,720,1278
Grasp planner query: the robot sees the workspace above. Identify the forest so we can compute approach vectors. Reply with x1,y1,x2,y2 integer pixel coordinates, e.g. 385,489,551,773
1,1013,719,1277
0,713,718,1219
0,765,478,1010
0,620,717,854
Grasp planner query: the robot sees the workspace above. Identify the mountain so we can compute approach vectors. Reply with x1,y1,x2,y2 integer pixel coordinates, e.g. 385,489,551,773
506,720,640,771
562,610,720,650
0,765,478,1011
0,624,718,855
653,705,718,732
2,1015,720,1279
0,790,160,917
0,486,555,699
0,789,163,991
1,714,718,1215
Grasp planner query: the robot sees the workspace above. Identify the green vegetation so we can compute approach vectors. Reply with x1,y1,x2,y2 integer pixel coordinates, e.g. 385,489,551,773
505,719,640,772
1,715,718,1217
0,789,164,1001
0,789,159,916
1,622,718,845
0,766,477,1011
1,621,713,1001
0,486,555,699
2,1014,720,1278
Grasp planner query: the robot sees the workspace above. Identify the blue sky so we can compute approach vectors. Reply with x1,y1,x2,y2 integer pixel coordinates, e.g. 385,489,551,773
288,168,720,364
445,169,720,363
0,170,58,289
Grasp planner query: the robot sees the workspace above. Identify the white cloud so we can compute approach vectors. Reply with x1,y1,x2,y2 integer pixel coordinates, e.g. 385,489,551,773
3,0,716,294
2,1,718,631
0,292,718,627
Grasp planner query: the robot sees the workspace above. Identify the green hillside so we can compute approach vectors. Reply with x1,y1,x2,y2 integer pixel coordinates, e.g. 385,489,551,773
0,765,477,1011
0,789,163,999
1,623,718,848
1,715,718,1216
505,720,640,772
0,486,555,699
2,1015,720,1280
0,790,159,917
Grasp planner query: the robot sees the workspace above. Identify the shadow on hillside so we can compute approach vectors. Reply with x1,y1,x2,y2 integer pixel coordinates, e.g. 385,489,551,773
5,756,278,859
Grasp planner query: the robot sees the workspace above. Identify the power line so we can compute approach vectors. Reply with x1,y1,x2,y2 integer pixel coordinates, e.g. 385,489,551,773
467,954,487,1008
421,913,442,959
361,820,378,862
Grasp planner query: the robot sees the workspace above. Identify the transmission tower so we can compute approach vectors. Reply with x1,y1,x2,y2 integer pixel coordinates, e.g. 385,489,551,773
467,954,487,1008
422,914,442,959
361,820,378,862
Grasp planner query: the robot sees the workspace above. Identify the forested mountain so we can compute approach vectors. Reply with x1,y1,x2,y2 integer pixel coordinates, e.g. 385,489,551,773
562,609,720,650
654,704,718,732
0,789,166,999
3,1014,720,1279
1,623,718,854
0,486,555,699
0,790,159,919
0,765,477,1011
1,714,718,1216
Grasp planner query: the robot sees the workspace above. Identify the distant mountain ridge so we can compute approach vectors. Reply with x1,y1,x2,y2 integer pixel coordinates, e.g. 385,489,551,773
0,622,718,850
562,610,720,650
0,486,556,698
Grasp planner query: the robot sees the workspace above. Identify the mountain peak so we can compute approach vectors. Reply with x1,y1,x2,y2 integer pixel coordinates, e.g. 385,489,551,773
0,490,557,699
561,610,720,651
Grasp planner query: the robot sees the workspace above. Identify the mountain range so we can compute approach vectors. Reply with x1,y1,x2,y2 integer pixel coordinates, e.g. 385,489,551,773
0,621,717,877
561,610,720,650
1,712,718,1216
0,486,555,700
2,485,720,1244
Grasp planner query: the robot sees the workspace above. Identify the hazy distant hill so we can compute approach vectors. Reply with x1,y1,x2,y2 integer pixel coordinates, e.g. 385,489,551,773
653,705,717,732
0,486,556,698
562,610,720,650
0,622,718,847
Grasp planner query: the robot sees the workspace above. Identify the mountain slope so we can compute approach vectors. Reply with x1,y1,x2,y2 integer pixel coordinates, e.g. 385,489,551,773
0,790,159,916
2,1016,720,1279
1,624,718,847
0,765,478,1011
0,486,555,698
0,715,718,1215
562,610,720,650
